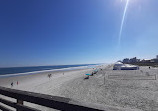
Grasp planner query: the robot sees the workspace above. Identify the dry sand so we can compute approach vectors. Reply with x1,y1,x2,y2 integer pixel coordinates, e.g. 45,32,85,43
1,65,158,111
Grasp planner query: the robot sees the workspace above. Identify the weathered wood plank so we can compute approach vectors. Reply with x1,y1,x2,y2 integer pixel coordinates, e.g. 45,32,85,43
0,86,105,111
0,104,13,111
0,98,41,111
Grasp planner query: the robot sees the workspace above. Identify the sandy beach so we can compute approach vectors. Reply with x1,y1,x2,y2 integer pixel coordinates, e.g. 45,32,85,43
1,65,158,111
0,66,96,93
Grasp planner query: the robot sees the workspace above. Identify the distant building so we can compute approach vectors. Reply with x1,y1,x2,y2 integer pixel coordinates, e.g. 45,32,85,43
155,59,158,62
129,57,138,63
122,57,140,63
123,58,130,63
121,55,158,64
150,59,155,62
141,59,151,63
151,59,158,63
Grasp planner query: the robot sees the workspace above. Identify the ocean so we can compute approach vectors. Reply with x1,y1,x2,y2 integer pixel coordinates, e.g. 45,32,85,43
0,64,97,75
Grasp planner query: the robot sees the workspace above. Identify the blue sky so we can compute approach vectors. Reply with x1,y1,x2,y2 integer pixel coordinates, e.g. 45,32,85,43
0,0,158,67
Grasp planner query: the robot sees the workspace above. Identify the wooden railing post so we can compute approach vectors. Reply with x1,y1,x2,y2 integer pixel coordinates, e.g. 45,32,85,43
17,99,23,111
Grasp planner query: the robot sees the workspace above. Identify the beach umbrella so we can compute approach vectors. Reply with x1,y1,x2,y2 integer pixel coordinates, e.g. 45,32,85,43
85,74,91,76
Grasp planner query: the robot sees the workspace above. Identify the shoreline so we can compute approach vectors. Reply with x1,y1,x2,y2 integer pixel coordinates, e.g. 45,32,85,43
0,63,105,77
0,64,107,89
0,65,100,78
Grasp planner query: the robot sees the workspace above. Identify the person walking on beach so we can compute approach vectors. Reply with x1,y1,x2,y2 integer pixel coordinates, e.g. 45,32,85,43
48,74,52,79
11,82,13,87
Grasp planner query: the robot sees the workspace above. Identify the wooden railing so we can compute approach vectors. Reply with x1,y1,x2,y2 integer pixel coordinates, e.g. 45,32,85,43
0,86,105,111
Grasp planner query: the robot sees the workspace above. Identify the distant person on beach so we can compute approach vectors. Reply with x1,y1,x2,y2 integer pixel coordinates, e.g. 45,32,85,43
149,67,150,69
63,73,64,75
11,82,13,87
17,81,18,85
48,74,52,79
